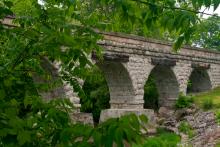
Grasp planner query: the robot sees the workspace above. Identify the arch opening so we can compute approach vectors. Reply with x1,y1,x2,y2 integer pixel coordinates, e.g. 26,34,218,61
81,61,135,124
97,61,135,109
143,75,159,110
81,67,110,124
187,68,212,94
144,65,179,108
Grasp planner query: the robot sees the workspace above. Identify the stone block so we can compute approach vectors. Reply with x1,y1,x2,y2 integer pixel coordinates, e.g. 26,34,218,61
71,112,94,126
99,109,156,125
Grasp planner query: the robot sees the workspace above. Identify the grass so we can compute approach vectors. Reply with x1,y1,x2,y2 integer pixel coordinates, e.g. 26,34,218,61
178,121,195,138
192,87,220,111
192,87,220,146
133,128,181,147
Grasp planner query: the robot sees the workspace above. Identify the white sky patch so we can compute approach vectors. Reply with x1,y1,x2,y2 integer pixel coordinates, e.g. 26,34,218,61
200,6,220,18
38,0,44,5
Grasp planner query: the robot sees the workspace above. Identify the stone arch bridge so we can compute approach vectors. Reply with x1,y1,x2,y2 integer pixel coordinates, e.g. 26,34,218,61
94,32,220,109
3,17,220,123
63,32,220,122
26,32,220,122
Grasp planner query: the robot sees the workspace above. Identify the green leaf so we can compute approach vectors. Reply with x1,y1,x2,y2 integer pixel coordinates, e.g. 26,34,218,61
192,0,198,8
4,78,13,87
213,0,220,10
0,89,6,99
24,96,35,108
17,130,31,145
5,107,18,116
198,0,204,7
115,128,123,147
204,0,211,7
139,114,148,123
3,1,13,8
173,35,185,51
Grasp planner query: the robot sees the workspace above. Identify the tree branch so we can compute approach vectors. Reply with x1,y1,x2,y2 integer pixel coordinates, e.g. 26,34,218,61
131,0,219,17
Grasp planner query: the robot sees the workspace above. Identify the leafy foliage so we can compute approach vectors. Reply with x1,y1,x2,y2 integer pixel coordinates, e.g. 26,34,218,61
133,128,180,147
175,94,194,109
96,114,148,147
81,67,110,124
191,16,220,50
0,0,148,146
1,94,147,146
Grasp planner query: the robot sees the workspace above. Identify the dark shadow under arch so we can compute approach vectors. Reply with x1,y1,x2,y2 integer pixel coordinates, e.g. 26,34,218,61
143,74,159,110
144,65,179,108
187,68,212,94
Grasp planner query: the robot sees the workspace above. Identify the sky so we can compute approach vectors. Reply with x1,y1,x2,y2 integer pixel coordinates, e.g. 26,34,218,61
201,6,220,18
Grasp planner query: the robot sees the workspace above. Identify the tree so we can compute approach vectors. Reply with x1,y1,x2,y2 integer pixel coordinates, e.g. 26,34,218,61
191,16,220,50
0,0,147,146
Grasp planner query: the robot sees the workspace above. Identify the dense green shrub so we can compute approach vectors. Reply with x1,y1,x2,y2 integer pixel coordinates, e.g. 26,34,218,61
175,94,194,109
202,98,213,110
144,75,159,110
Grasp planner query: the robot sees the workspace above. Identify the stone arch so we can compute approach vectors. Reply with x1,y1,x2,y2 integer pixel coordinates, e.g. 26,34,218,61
97,61,136,109
145,65,179,108
33,58,81,109
33,58,65,100
187,68,212,94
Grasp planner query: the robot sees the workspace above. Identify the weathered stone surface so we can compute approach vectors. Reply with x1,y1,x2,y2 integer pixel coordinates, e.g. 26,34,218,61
158,107,175,118
151,57,176,66
163,117,177,127
190,127,220,147
92,53,129,62
99,109,155,124
175,109,187,120
176,110,220,147
71,112,94,126
184,111,216,134
191,62,210,69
